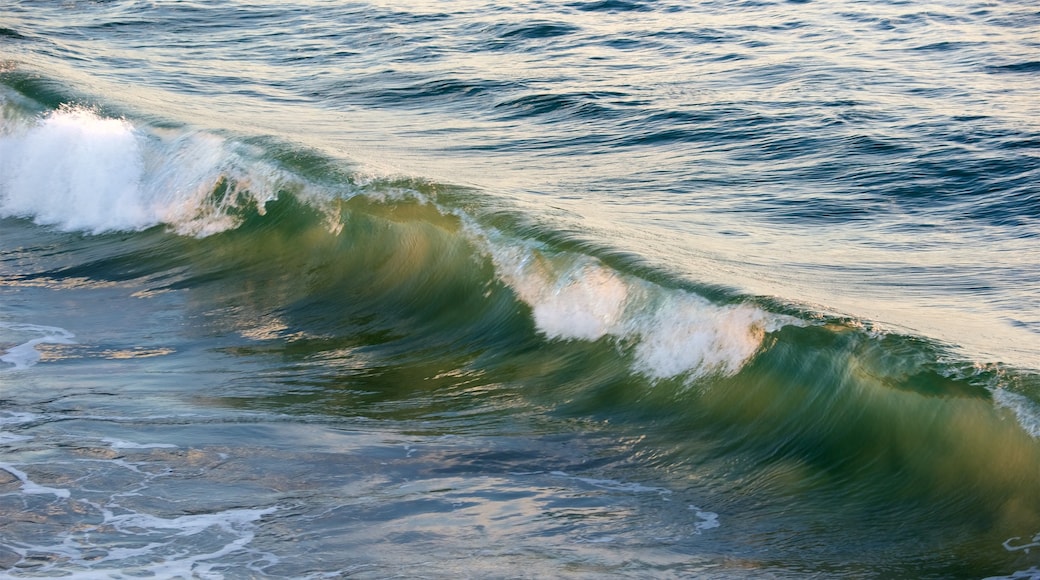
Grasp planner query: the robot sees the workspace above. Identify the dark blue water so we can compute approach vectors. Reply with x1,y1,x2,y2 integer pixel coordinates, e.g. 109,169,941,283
1,0,1039,577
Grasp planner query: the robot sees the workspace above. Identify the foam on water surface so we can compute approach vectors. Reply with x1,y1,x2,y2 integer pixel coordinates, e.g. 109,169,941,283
0,462,70,498
0,412,41,445
0,107,148,233
486,238,800,381
994,388,1040,439
0,443,279,578
102,438,178,449
0,323,76,370
549,470,673,496
688,506,721,533
0,415,726,578
0,107,290,236
986,567,1040,580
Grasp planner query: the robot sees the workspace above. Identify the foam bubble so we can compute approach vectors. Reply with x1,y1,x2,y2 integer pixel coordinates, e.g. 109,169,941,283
0,322,76,369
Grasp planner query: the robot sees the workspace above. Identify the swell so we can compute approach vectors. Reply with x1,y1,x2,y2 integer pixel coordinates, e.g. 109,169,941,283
7,193,1040,574
2,84,1038,411
3,88,1040,573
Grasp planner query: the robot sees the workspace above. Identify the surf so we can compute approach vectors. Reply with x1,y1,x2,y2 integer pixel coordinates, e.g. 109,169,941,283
3,82,1040,577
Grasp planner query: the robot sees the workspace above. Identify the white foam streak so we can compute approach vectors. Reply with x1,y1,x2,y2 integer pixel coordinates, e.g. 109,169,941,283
688,505,721,533
0,322,76,369
0,458,278,576
550,470,672,495
0,411,41,444
102,438,178,449
104,506,277,537
86,506,279,577
985,566,1040,580
993,388,1040,439
0,462,71,498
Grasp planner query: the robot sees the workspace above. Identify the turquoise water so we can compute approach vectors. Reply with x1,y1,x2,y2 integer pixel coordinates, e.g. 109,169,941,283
1,1,1039,577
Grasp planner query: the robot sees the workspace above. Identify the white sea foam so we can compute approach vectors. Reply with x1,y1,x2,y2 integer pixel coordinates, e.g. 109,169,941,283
993,388,1040,439
0,107,146,232
102,506,277,537
0,410,42,426
549,471,673,496
0,412,42,444
83,505,279,578
102,437,178,449
491,246,629,341
984,566,1040,580
0,106,289,236
1,453,278,577
0,462,71,498
688,505,720,533
1002,532,1040,553
625,293,784,379
5,503,279,578
0,322,76,369
487,239,799,380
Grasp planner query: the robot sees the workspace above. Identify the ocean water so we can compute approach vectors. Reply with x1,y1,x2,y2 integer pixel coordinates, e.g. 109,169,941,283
1,0,1038,577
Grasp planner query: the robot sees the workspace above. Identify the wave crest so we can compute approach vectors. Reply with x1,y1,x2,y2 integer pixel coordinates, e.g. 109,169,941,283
486,238,798,381
0,106,289,236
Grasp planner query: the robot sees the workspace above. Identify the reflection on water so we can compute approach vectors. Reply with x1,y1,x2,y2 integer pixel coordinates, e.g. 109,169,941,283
0,414,729,578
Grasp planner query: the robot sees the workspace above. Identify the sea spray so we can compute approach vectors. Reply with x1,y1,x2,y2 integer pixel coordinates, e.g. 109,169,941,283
0,106,146,233
484,235,801,382
0,106,292,236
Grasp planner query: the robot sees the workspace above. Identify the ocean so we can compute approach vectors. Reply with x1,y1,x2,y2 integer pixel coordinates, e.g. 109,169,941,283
1,0,1038,577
